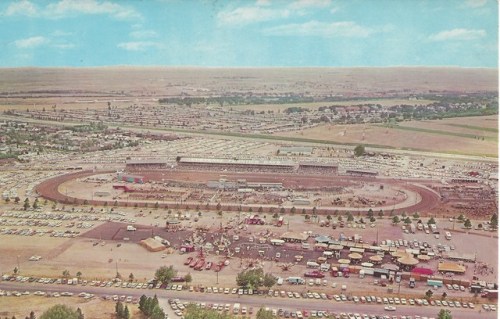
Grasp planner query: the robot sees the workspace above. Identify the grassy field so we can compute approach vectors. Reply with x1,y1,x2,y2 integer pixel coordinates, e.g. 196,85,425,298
378,124,498,141
275,115,498,157
0,296,141,319
445,123,498,133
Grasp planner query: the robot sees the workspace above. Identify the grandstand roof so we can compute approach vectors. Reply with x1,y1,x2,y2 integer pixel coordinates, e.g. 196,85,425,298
299,161,337,168
179,157,295,167
126,159,168,165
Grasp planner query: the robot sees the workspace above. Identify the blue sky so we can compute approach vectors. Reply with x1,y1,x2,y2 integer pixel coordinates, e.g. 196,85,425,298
0,0,497,67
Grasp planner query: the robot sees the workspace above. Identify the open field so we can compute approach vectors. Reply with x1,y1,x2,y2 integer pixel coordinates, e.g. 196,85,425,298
0,67,497,96
0,295,140,319
275,115,498,157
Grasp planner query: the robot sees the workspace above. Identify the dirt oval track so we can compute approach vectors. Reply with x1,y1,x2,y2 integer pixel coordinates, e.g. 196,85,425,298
34,170,441,215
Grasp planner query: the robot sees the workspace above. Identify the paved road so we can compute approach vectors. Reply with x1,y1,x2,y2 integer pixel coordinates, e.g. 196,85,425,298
0,282,495,319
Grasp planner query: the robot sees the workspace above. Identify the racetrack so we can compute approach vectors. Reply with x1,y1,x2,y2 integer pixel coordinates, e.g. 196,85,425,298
34,169,441,215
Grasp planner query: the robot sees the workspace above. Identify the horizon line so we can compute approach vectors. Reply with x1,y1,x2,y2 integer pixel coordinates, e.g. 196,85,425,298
0,65,498,70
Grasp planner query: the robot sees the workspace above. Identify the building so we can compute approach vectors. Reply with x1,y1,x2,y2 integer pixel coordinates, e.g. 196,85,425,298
298,161,338,175
280,231,309,243
125,159,169,170
177,157,296,173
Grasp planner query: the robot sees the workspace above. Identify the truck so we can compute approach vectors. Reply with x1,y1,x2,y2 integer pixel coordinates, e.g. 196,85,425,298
481,289,498,299
287,277,305,285
306,261,320,269
445,232,452,240
126,225,136,231
304,271,325,278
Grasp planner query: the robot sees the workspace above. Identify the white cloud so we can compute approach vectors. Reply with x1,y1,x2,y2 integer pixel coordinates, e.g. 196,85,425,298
217,6,290,26
3,0,141,20
256,0,271,6
290,0,331,10
263,20,374,38
5,0,38,16
47,0,141,19
130,30,158,39
429,28,486,41
14,36,49,49
463,0,488,8
117,41,161,51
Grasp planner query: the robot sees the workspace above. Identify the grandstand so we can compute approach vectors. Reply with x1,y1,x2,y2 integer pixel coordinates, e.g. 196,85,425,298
298,161,338,175
126,159,169,170
177,157,296,173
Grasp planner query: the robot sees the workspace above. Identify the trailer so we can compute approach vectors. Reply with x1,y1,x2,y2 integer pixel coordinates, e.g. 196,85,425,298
427,279,443,287
270,239,285,246
287,277,305,285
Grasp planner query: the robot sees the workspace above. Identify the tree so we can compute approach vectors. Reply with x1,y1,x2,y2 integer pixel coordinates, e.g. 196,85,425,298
13,267,18,274
427,217,436,225
378,210,384,218
312,206,317,216
33,198,39,209
457,214,464,221
139,295,147,313
437,309,452,319
115,301,124,318
262,273,277,288
14,197,20,204
441,292,447,299
354,145,365,157
425,289,433,299
304,214,310,221
326,215,332,221
347,213,354,222
23,198,30,210
412,212,419,220
464,219,472,229
76,308,84,319
62,270,70,278
490,212,498,230
184,273,192,283
404,217,412,224
369,216,376,223
128,273,134,283
123,306,130,319
392,215,400,225
290,207,296,215
155,265,176,284
280,207,286,214
39,305,80,319
236,268,267,289
29,312,35,319
367,209,374,218
76,271,82,279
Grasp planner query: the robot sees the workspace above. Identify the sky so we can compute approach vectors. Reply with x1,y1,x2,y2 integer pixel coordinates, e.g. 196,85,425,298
0,0,498,67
